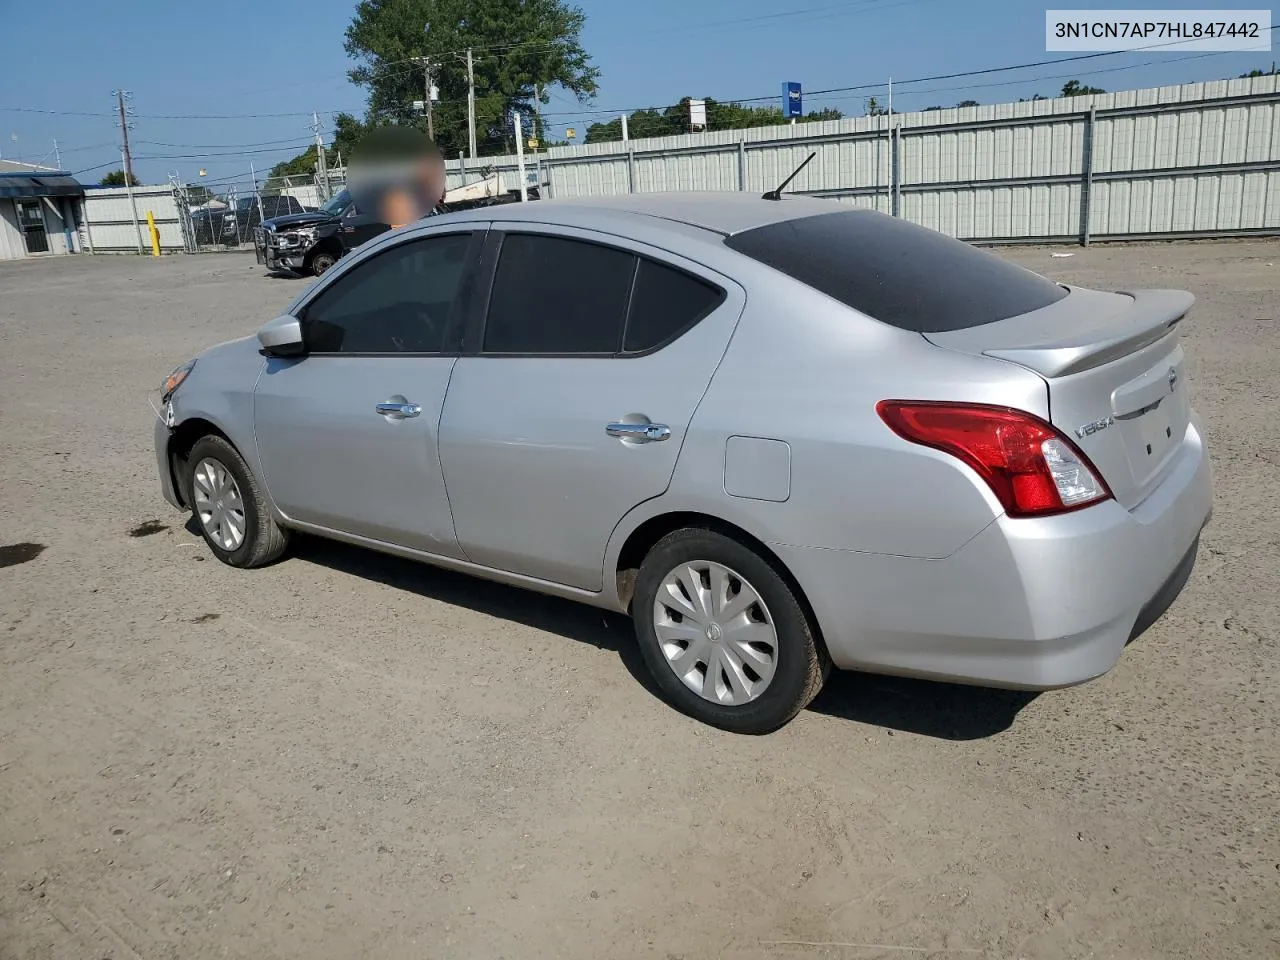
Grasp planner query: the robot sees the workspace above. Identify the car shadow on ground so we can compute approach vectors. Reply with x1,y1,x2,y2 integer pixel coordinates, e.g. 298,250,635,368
276,533,1037,741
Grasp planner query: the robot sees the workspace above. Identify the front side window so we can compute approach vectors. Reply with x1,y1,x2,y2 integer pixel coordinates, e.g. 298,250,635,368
303,233,474,354
482,234,726,356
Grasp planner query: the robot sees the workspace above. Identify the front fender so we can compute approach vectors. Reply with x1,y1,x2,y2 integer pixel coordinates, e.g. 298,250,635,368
167,336,269,491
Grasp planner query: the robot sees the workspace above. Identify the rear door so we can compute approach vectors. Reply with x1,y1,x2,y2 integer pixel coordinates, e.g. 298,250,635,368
437,226,744,591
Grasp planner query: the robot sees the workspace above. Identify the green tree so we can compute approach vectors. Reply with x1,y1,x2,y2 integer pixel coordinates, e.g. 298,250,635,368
583,97,842,145
100,169,141,186
1061,80,1106,97
1239,63,1277,78
344,0,599,157
955,99,981,108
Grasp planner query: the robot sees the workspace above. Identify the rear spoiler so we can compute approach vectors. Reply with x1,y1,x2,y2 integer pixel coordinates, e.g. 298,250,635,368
924,288,1193,379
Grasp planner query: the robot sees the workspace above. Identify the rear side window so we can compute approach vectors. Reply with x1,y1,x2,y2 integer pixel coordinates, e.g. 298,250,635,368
624,259,725,353
724,210,1068,332
483,233,727,356
484,234,635,354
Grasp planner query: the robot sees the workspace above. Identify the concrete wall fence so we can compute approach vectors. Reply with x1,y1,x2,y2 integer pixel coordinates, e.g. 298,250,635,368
541,74,1280,244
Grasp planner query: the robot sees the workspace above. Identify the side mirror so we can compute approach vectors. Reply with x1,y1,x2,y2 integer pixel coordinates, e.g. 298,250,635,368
258,314,305,357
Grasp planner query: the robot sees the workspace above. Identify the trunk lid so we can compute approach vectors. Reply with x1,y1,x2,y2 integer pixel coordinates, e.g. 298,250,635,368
923,286,1194,509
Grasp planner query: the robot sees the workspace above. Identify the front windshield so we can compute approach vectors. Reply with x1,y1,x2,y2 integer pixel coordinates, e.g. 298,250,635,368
319,189,351,216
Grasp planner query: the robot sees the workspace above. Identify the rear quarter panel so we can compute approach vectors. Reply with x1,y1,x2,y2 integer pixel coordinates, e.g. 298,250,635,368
613,273,1052,562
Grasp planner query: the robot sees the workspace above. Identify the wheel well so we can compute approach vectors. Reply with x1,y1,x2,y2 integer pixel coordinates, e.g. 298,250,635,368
614,512,827,655
166,418,231,508
305,240,341,265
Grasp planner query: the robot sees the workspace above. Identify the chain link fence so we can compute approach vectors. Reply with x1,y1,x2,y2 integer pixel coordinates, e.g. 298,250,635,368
170,170,340,253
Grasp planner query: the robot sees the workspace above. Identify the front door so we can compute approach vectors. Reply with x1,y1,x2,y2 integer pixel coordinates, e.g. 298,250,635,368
16,201,48,254
254,229,482,556
439,226,744,591
341,203,390,252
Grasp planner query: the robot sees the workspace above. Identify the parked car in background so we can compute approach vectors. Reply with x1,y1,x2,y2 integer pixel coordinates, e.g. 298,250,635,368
154,193,1212,734
189,205,229,245
222,195,313,246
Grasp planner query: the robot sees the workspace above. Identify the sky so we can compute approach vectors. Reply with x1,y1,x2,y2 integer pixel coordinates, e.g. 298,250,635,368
0,0,1274,189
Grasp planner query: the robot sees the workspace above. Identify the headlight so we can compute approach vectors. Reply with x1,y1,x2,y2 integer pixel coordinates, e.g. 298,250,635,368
161,359,196,401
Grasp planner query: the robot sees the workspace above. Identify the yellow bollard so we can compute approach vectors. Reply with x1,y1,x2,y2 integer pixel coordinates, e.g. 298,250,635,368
146,210,160,257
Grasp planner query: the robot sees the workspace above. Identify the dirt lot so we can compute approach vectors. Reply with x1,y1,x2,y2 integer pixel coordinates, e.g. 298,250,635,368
0,241,1277,960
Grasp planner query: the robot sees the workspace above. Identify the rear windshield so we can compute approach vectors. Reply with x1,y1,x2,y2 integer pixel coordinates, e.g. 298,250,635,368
724,210,1068,332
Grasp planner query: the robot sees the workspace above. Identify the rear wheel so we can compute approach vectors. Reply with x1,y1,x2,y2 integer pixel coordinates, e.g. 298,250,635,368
185,435,289,568
310,250,337,276
632,528,828,734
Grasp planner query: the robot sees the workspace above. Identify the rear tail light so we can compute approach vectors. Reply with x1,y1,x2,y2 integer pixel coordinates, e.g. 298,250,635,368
876,400,1111,517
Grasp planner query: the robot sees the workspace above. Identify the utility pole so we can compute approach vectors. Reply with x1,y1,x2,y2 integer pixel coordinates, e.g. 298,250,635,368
513,113,527,202
311,112,329,200
122,149,144,254
53,139,61,170
250,160,264,228
116,89,134,186
424,58,435,140
411,56,436,140
466,48,478,160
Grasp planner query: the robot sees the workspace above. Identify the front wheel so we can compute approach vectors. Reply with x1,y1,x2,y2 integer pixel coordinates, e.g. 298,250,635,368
632,528,829,734
310,251,337,276
185,435,289,568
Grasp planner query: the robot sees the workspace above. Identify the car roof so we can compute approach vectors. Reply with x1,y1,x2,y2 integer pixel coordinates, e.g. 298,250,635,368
476,191,860,237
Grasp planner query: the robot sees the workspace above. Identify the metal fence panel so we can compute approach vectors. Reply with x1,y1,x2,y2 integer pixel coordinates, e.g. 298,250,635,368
83,186,184,252
539,74,1280,243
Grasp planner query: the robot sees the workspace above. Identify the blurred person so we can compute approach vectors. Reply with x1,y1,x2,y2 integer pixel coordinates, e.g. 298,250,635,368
348,127,448,229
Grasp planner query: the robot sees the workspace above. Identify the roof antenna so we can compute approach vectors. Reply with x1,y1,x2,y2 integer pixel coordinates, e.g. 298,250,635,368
762,151,816,201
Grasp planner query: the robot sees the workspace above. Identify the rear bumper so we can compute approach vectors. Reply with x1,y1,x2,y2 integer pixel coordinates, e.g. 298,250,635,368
776,418,1213,689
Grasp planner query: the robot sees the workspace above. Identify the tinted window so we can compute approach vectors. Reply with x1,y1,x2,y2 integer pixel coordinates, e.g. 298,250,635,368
304,233,473,354
724,210,1068,332
484,234,635,354
624,259,724,353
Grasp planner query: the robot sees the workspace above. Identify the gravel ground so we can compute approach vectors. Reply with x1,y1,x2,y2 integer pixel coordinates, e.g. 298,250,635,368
1,242,1277,960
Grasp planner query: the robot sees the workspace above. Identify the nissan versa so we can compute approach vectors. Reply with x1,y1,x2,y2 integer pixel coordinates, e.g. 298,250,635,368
153,192,1213,734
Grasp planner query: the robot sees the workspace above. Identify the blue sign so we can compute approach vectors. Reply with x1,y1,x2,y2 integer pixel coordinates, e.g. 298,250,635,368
782,82,803,118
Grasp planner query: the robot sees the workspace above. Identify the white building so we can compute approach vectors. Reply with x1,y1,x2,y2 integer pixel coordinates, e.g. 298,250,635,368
0,159,86,260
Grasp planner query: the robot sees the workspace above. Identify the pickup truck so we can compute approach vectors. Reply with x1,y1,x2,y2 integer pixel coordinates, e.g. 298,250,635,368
254,176,539,277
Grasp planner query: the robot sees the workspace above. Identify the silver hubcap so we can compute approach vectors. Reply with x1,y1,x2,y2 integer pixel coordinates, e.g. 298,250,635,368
192,457,246,551
653,561,778,706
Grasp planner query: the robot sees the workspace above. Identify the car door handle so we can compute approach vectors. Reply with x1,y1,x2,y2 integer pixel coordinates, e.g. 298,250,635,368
606,422,671,443
376,401,422,419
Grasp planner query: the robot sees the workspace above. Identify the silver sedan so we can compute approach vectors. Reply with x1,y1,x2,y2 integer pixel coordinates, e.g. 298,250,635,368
153,192,1213,733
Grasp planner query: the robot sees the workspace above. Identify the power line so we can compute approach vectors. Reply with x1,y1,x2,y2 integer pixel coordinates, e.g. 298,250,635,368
135,135,322,149
536,28,1280,120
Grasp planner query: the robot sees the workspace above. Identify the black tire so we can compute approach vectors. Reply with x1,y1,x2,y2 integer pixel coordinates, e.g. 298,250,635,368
632,528,829,734
185,435,289,568
310,251,337,276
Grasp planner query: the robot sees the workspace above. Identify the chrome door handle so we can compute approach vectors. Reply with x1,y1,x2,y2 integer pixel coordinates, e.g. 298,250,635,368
376,401,422,419
606,422,671,443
